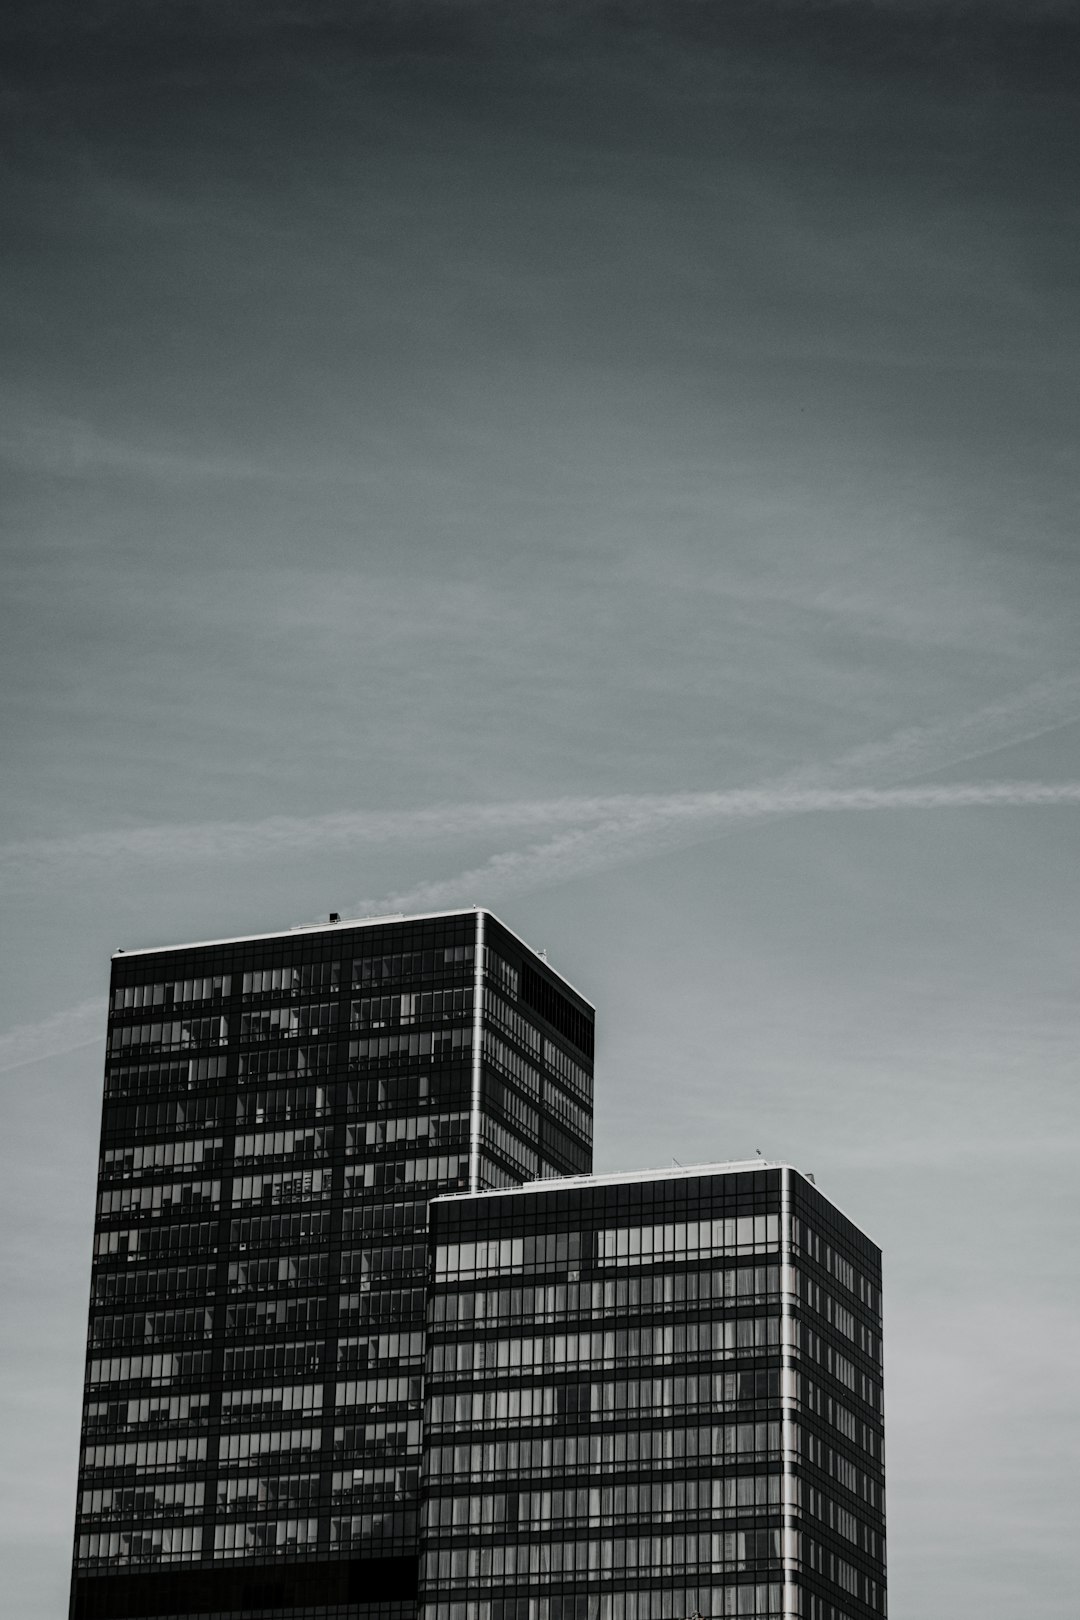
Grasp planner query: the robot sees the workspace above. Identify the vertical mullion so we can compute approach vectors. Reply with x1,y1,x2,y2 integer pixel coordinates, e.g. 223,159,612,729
468,910,485,1192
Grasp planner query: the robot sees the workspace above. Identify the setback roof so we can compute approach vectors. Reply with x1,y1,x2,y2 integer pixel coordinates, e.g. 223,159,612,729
434,1158,798,1199
433,1158,875,1244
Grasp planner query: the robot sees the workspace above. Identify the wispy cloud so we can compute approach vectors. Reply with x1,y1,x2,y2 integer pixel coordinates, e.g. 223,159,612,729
370,780,1080,912
3,780,1076,1071
358,672,1080,909
2,680,1080,1066
356,670,1080,907
0,398,370,488
792,675,1080,787
0,798,643,887
0,397,275,485
3,674,1080,891
0,1001,103,1076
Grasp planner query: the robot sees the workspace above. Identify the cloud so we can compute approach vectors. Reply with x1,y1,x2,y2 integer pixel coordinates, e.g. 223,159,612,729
371,670,1080,909
4,780,1076,1072
0,398,353,487
0,422,269,486
0,798,631,887
2,775,1075,1071
779,673,1080,790
0,1000,103,1076
3,672,1080,892
370,780,1080,912
2,678,1080,1062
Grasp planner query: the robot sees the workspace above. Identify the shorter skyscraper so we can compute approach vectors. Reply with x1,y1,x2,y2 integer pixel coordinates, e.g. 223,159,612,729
421,1161,885,1620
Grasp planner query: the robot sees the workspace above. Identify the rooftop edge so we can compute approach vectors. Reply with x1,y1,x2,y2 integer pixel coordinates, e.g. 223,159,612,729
111,907,594,1008
433,1159,877,1246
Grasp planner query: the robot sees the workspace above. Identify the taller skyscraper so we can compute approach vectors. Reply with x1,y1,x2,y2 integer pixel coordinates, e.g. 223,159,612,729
71,909,595,1620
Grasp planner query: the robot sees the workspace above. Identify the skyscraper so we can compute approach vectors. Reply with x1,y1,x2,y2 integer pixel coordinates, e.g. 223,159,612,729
421,1162,885,1620
71,909,595,1620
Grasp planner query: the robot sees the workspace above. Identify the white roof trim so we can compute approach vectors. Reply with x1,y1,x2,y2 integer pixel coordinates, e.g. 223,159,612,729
432,1158,875,1244
434,1158,796,1200
111,907,594,1007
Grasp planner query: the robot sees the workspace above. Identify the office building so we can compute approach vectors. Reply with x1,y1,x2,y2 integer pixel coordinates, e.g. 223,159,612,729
421,1162,885,1620
71,909,595,1620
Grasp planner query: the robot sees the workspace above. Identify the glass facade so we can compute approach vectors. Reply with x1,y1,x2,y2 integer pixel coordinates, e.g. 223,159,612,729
71,910,595,1620
421,1165,885,1620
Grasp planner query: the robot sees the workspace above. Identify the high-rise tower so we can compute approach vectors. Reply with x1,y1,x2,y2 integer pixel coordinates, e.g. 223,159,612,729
71,909,594,1620
421,1162,886,1620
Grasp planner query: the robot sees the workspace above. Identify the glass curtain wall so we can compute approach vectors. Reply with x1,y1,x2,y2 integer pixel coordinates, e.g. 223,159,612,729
420,1164,885,1620
71,911,594,1620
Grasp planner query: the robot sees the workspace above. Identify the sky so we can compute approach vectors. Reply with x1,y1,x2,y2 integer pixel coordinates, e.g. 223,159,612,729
2,1,1079,1614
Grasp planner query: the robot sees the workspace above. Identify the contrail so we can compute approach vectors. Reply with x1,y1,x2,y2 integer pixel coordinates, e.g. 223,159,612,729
2,673,1079,889
361,674,1080,912
369,780,1080,912
3,680,1080,1063
0,999,104,1076
4,780,1079,1071
0,795,780,885
779,674,1080,790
